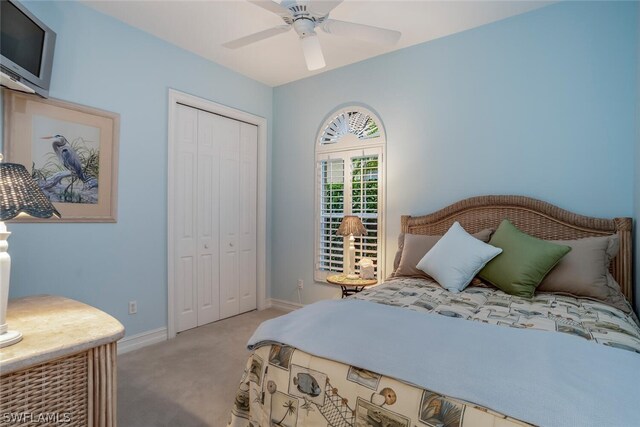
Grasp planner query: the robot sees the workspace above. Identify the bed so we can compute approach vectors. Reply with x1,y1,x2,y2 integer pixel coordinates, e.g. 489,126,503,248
228,195,639,427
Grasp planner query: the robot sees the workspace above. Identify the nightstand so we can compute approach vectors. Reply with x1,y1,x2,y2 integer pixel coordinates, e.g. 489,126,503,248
326,274,377,298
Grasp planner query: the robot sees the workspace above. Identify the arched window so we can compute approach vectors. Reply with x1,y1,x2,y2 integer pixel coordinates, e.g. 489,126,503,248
314,106,386,282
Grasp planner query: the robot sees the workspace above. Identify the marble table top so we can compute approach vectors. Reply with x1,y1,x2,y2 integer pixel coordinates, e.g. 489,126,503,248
326,274,378,286
0,295,125,375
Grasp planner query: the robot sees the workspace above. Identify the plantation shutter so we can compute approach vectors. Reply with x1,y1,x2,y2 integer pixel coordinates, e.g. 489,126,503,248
315,147,382,281
317,157,345,274
351,154,380,277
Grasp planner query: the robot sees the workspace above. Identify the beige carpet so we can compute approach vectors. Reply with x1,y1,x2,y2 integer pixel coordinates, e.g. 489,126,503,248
118,308,284,427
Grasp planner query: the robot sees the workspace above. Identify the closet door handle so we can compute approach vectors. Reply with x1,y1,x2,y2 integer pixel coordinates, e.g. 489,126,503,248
204,244,209,249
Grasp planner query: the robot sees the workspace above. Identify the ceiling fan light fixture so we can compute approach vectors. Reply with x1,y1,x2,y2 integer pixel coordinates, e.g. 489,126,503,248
301,34,325,70
229,0,402,73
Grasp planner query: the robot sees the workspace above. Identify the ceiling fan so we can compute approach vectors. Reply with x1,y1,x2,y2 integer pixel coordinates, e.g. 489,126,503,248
223,0,401,71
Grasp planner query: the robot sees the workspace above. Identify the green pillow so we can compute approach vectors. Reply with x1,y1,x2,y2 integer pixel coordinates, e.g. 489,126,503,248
478,220,571,298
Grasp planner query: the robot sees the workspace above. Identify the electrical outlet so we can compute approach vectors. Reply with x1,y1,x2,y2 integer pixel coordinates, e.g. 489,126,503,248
128,300,137,315
297,279,304,290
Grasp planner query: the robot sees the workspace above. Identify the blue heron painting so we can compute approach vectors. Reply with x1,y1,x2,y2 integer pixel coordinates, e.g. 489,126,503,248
43,135,88,182
32,127,100,204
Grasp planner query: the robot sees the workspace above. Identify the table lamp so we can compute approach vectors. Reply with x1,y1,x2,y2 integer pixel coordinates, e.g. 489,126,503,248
336,215,367,279
0,158,60,347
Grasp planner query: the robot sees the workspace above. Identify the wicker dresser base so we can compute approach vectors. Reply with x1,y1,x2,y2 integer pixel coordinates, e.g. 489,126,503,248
0,342,117,427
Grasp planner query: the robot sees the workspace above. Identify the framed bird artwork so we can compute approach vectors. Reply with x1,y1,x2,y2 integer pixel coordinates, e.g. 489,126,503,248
3,90,119,222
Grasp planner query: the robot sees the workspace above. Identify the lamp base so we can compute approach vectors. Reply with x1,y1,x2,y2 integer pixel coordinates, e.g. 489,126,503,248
0,330,22,348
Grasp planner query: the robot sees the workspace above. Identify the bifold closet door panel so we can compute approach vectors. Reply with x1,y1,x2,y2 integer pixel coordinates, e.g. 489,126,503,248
219,118,242,320
175,105,198,332
196,111,221,326
174,104,258,329
238,123,258,314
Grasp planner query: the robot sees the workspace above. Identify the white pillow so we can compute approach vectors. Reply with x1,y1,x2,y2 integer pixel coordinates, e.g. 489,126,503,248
416,221,502,293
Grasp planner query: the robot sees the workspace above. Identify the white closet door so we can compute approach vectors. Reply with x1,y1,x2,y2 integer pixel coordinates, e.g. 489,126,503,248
238,123,258,313
175,105,198,332
196,111,221,326
219,119,241,319
219,121,258,319
174,104,258,330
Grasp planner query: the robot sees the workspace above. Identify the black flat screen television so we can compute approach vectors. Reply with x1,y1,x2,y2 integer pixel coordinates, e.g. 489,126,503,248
0,0,56,98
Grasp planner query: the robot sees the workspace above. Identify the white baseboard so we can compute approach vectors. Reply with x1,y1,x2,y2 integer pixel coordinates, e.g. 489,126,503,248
117,327,168,355
118,301,300,354
267,298,304,312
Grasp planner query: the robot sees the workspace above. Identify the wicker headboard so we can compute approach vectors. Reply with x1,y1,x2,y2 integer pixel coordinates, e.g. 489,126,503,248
401,195,634,304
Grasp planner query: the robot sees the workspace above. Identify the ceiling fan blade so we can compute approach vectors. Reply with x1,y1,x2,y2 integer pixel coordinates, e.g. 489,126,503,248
320,19,401,45
248,0,292,17
307,0,343,17
223,25,291,49
301,34,326,71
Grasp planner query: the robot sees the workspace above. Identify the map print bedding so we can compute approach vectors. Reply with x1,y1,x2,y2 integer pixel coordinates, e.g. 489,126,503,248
229,344,531,427
228,277,640,427
356,277,640,353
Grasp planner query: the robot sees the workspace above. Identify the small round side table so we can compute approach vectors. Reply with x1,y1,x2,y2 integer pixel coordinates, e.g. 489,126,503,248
326,275,377,298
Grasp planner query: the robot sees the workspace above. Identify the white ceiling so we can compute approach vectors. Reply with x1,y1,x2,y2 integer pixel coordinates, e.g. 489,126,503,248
83,0,551,87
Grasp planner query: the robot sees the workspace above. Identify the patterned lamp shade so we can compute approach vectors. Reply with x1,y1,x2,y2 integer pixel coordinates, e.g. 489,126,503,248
0,163,60,221
336,215,367,237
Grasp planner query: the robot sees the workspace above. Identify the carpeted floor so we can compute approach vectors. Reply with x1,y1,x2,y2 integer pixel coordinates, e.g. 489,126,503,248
118,308,284,427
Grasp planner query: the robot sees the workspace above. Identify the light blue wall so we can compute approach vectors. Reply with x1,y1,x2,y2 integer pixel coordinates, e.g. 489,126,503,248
272,1,639,304
635,2,640,316
2,1,273,336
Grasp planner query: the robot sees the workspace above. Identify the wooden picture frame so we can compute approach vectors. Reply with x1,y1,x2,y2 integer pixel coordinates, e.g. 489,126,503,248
3,90,119,222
